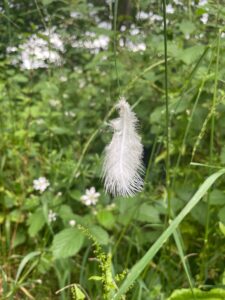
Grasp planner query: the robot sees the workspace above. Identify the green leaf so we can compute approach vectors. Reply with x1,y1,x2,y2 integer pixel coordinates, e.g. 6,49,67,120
52,228,84,259
11,74,28,83
72,285,85,300
15,251,41,282
179,20,196,35
97,210,115,229
220,145,225,163
12,230,26,248
218,206,225,223
178,45,205,65
167,288,225,300
89,225,109,245
210,189,225,205
28,209,45,237
219,222,225,236
135,203,160,223
42,0,54,5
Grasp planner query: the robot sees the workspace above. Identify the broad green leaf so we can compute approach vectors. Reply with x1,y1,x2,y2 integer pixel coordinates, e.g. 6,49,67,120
135,203,160,223
52,228,84,259
97,210,115,229
28,209,45,237
167,288,225,300
210,189,225,205
179,20,196,35
178,45,205,65
89,225,109,245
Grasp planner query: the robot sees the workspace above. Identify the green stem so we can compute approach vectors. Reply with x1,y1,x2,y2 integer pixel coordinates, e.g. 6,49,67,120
204,28,221,252
113,0,120,92
162,0,171,218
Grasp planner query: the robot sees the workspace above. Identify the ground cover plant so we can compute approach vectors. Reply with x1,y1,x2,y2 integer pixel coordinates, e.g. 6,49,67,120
1,0,225,299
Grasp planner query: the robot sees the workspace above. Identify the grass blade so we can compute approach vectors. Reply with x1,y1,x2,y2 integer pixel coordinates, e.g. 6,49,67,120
112,169,225,299
15,251,41,283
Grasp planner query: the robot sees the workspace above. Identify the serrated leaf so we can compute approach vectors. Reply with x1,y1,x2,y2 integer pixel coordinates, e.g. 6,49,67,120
178,45,205,65
89,225,109,245
52,228,84,259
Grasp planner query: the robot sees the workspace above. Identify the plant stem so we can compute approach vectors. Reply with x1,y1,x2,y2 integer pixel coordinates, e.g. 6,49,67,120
162,0,171,218
204,28,221,251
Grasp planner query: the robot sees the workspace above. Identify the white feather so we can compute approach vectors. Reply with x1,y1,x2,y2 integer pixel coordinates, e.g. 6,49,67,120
102,97,144,197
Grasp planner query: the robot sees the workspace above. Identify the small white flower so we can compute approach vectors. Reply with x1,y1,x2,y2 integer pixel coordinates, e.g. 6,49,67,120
36,279,42,284
33,177,50,193
81,187,100,206
64,111,76,118
130,27,140,36
198,0,207,6
166,4,175,14
36,119,45,125
63,93,69,99
173,0,182,5
138,11,149,20
200,13,208,24
48,209,57,223
69,220,76,227
49,99,60,107
221,32,225,38
106,203,116,211
60,76,67,82
56,191,62,197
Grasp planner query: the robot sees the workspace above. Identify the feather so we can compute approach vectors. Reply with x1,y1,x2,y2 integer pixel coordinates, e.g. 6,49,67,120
102,97,144,197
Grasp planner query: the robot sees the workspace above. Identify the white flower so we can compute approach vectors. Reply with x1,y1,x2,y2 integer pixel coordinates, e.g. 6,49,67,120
33,177,50,193
69,220,76,227
200,13,208,24
81,187,100,206
138,11,149,20
173,0,182,5
36,119,45,125
64,111,76,118
48,210,57,223
60,76,67,82
221,32,225,38
49,99,60,107
198,0,207,6
166,4,174,14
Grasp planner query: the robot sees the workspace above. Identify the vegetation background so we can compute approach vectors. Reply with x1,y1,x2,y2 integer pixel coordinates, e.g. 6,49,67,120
1,0,225,299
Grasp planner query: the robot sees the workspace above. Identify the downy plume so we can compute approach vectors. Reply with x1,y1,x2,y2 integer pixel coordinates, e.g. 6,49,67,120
102,97,144,197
